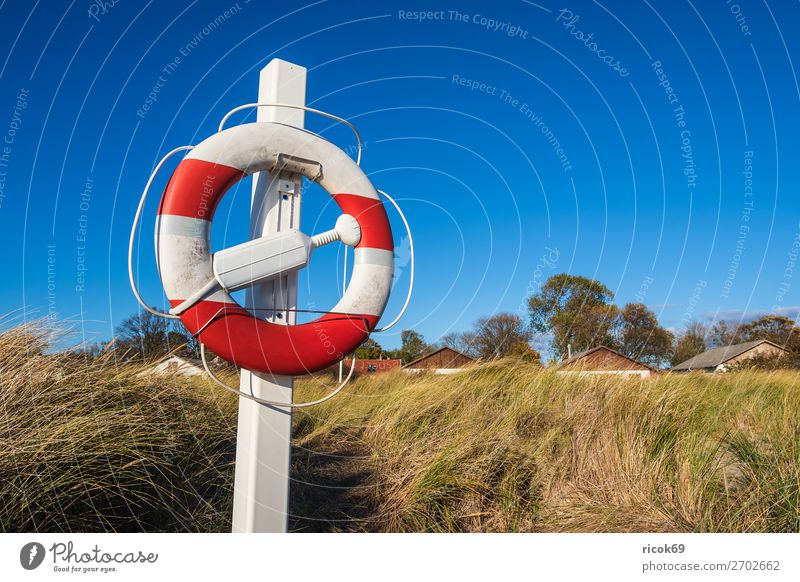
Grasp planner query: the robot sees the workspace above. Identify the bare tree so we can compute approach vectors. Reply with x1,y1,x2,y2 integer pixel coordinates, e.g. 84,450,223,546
115,310,197,362
440,331,478,357
472,313,533,360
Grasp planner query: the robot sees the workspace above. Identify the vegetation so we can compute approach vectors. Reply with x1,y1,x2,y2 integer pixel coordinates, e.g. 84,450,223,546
523,273,800,369
528,274,619,358
0,321,236,532
292,363,800,533
396,329,428,363
671,322,709,366
353,329,429,363
115,310,199,361
3,321,799,533
618,303,673,366
707,315,800,351
526,274,674,366
441,313,536,362
671,316,800,368
355,314,541,365
98,272,800,378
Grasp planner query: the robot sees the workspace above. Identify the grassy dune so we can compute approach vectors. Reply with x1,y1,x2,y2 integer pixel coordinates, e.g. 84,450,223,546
1,322,798,532
293,364,800,532
0,322,237,532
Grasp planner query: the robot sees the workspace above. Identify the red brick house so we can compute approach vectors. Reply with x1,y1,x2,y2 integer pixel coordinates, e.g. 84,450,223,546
342,357,402,375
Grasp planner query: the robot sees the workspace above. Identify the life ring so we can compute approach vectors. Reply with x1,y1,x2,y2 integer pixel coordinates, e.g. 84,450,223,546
155,122,394,375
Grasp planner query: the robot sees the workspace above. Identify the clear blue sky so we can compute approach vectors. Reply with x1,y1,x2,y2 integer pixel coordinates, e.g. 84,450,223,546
1,0,798,351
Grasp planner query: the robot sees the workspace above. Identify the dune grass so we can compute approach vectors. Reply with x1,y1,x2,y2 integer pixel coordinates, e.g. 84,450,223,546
0,321,237,532
291,364,800,532
1,321,798,532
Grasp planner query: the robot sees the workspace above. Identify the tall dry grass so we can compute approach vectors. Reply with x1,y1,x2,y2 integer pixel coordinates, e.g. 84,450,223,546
292,362,800,532
1,321,798,532
0,320,237,532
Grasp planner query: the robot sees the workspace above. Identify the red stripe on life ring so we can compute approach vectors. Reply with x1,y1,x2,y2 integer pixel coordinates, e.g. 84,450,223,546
157,159,245,220
174,300,380,375
333,193,394,251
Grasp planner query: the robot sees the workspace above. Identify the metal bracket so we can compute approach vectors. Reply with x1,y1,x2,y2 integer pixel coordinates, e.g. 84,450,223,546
277,178,295,196
272,152,323,182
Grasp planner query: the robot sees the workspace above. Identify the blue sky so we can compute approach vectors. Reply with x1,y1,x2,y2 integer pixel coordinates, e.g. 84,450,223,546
0,0,798,351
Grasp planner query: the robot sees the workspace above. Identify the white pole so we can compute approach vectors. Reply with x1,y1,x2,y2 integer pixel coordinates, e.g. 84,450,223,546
231,59,306,533
338,247,347,383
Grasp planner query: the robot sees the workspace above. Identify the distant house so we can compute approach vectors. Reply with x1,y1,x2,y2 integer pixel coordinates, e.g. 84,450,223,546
148,356,205,377
342,358,402,375
402,346,476,375
556,346,655,378
671,339,789,373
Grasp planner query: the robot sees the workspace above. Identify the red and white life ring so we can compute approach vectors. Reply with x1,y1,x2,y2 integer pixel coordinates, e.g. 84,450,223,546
155,122,393,375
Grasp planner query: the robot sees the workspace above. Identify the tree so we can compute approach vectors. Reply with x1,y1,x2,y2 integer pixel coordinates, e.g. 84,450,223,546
397,329,429,363
355,338,385,359
707,320,738,348
738,315,799,350
557,303,620,355
706,315,800,351
440,331,478,357
528,274,617,358
470,313,533,360
115,310,197,361
78,340,113,358
507,341,542,365
671,322,708,366
116,310,171,361
167,329,199,358
618,303,673,366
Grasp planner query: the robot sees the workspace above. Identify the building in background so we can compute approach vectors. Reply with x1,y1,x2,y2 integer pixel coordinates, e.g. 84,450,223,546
343,358,402,375
402,346,476,375
556,346,655,378
147,356,205,377
671,339,788,373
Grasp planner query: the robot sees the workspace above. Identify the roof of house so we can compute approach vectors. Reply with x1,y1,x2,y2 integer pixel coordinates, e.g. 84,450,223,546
556,345,656,371
671,339,787,371
402,346,476,368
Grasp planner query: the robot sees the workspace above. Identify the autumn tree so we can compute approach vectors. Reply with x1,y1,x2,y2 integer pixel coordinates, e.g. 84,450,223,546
670,322,708,366
738,315,799,350
707,315,799,351
507,341,543,365
396,329,429,363
440,313,538,361
528,273,619,358
618,303,673,366
561,303,620,355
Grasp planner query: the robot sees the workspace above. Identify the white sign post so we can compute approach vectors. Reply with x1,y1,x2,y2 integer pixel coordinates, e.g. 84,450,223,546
231,59,306,533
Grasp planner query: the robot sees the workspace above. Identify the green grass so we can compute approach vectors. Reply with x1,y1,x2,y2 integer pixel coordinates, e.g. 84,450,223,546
1,321,798,532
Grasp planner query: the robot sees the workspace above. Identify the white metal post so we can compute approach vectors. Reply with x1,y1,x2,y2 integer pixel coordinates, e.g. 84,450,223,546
232,59,306,533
